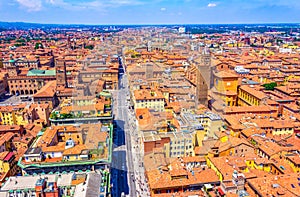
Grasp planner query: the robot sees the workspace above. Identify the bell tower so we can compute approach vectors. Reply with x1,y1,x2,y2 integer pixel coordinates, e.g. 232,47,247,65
6,54,19,77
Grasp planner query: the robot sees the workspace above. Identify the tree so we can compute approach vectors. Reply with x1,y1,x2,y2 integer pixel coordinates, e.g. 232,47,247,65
59,113,67,119
84,45,94,50
16,39,26,43
262,82,277,90
50,112,58,120
76,112,83,118
35,43,43,50
14,43,26,47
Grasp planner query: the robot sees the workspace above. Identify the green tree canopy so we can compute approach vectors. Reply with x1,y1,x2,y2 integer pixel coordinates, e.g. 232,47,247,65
35,42,43,50
84,45,94,50
262,82,277,90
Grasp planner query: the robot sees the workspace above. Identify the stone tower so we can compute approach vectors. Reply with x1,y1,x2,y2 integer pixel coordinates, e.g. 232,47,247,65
6,54,19,77
55,59,67,91
145,63,154,79
196,47,211,106
199,47,212,88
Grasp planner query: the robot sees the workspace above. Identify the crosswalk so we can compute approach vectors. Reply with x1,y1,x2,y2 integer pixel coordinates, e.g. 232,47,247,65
113,145,126,151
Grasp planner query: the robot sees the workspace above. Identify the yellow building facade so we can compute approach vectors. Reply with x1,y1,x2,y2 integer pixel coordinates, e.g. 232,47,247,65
0,106,28,126
0,152,18,181
238,85,267,106
213,71,239,106
133,89,165,112
286,156,300,173
206,157,223,181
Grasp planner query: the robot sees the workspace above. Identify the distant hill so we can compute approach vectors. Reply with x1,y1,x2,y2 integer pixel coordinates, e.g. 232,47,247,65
0,21,299,34
0,21,42,29
0,21,124,33
0,21,85,30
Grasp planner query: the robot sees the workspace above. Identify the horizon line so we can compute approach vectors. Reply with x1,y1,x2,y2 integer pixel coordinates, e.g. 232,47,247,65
1,21,300,26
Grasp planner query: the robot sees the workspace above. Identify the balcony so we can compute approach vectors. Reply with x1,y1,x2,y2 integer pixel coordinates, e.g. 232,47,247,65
18,154,110,170
49,111,113,125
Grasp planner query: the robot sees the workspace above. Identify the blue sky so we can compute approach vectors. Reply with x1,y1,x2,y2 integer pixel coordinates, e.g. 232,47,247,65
1,0,300,24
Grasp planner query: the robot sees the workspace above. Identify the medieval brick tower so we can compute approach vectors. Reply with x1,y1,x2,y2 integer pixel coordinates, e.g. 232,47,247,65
55,59,67,91
196,47,211,106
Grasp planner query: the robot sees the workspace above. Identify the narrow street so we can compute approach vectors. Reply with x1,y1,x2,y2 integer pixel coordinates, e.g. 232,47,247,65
112,57,137,197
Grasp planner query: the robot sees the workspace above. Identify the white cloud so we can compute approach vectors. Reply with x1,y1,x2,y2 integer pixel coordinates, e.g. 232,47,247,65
16,0,42,11
45,0,144,10
207,3,217,7
160,7,166,11
257,0,300,8
46,0,71,8
109,0,143,6
46,0,66,5
78,1,104,9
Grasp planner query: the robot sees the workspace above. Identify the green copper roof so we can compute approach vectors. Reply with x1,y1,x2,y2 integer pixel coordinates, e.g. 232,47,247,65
8,59,15,63
27,69,56,76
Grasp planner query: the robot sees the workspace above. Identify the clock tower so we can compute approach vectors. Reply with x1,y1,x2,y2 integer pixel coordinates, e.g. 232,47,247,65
6,54,19,77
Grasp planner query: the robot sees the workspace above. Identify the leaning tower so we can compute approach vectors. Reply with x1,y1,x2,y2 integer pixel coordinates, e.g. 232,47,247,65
196,47,211,106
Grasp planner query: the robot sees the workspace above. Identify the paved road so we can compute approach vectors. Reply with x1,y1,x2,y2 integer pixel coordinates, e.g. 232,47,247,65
0,95,33,105
111,57,150,197
119,60,137,197
111,59,135,197
128,108,150,197
119,58,150,197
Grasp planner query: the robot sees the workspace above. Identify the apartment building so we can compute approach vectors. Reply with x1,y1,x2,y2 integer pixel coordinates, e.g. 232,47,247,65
238,85,268,106
133,89,165,112
18,123,112,175
143,131,194,158
180,110,223,136
146,158,219,196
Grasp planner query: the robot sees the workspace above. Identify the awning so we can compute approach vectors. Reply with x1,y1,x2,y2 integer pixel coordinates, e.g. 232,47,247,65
4,152,14,162
204,184,213,190
218,187,225,196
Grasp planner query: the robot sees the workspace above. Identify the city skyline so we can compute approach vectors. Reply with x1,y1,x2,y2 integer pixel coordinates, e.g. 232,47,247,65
1,5,300,197
1,0,300,25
